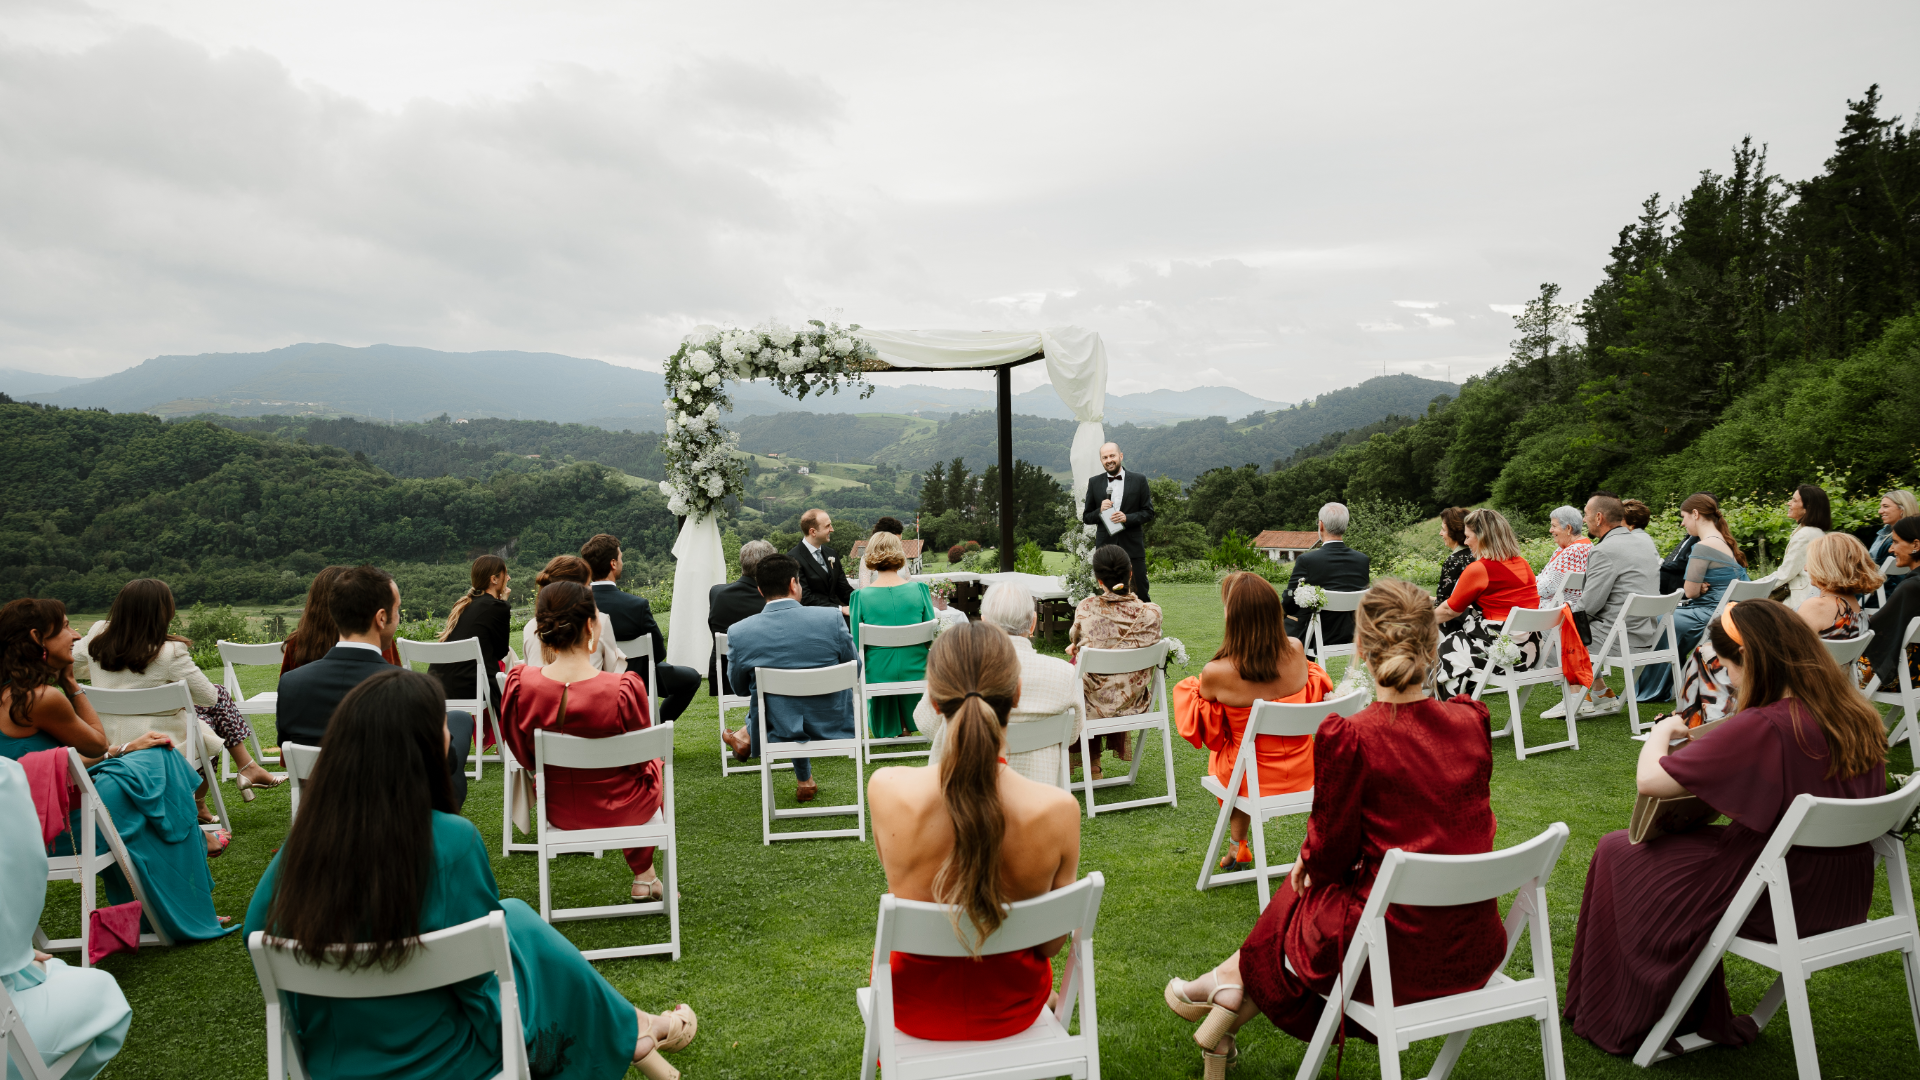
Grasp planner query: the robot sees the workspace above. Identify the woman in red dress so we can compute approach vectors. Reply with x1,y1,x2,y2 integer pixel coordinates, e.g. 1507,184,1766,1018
866,621,1084,1040
1164,579,1509,1078
1174,571,1331,875
1563,599,1887,1055
501,581,664,902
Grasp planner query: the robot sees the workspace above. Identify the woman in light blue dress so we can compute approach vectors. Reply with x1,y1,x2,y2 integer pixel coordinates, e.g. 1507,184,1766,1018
1643,495,1749,700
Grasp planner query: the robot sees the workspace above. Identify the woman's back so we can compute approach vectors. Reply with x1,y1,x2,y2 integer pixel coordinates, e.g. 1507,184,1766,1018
872,766,1078,904
1307,697,1495,869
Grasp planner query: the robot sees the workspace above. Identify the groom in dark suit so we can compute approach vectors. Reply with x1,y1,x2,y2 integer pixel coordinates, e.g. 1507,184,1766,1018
788,509,853,612
1282,502,1372,644
1081,442,1157,601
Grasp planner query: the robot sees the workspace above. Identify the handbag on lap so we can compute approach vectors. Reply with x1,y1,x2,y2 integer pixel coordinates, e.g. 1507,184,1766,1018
1628,716,1727,844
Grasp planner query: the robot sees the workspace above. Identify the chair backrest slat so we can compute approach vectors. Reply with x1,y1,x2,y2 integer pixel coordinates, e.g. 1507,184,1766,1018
394,637,482,665
1076,641,1168,676
1560,570,1587,592
715,633,731,658
1623,591,1685,618
82,681,194,716
1373,822,1570,909
535,724,673,770
1319,589,1367,612
1004,709,1077,756
1903,615,1920,649
1501,604,1567,634
249,911,511,998
1773,779,1920,852
217,640,285,665
282,743,322,782
615,637,653,661
757,661,859,697
859,620,938,648
1248,688,1370,739
1820,631,1874,667
1721,579,1776,605
877,873,1104,957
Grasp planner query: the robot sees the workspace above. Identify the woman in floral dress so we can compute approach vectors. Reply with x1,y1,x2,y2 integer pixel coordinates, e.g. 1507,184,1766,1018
1066,545,1163,778
1434,509,1540,697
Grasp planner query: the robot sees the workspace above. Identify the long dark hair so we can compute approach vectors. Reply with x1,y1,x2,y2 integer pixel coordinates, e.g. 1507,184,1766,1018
1796,484,1834,532
1213,572,1292,683
440,554,507,641
1708,599,1884,779
90,579,190,674
0,598,66,728
284,566,348,670
1091,545,1133,596
926,621,1019,952
266,668,455,969
1680,493,1748,568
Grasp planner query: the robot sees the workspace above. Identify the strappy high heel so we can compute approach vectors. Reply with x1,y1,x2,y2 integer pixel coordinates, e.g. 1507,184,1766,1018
1164,977,1210,1022
1192,982,1245,1051
633,1005,697,1080
1202,1039,1240,1079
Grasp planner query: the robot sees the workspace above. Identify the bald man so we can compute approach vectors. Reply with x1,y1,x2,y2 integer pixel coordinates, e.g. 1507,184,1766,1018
1080,442,1156,601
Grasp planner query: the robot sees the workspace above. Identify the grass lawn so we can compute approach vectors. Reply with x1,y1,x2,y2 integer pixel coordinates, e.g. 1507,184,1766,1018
50,582,1920,1079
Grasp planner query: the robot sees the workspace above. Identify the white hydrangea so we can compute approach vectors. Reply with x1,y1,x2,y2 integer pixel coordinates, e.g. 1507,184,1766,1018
702,403,718,420
658,480,674,498
778,356,806,374
703,372,719,387
766,324,796,348
668,495,689,515
703,474,725,496
688,350,715,375
685,325,720,346
832,336,853,355
685,416,707,432
799,344,820,361
720,342,742,363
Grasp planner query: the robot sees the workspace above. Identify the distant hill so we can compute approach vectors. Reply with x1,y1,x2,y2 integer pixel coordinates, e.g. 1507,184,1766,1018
0,369,97,396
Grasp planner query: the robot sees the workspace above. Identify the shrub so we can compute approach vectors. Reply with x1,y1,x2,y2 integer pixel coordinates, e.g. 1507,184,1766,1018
170,603,258,669
1207,529,1264,571
1013,541,1046,576
948,543,967,564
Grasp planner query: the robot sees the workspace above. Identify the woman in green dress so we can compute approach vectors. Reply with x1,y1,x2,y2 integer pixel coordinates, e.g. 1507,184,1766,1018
850,531,938,740
243,668,698,1080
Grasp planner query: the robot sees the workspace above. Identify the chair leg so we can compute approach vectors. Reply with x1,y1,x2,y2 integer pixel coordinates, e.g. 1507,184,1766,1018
1622,662,1643,735
1428,1029,1471,1080
500,761,516,858
1160,720,1178,808
1779,970,1821,1079
1196,794,1234,893
761,756,775,846
1541,1005,1569,1080
537,840,552,921
1078,729,1097,818
664,838,681,962
1902,940,1920,1054
1250,806,1272,911
1508,686,1527,760
202,757,232,831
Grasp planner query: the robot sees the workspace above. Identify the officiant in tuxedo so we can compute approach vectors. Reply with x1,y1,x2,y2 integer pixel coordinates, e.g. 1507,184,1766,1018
1081,442,1156,602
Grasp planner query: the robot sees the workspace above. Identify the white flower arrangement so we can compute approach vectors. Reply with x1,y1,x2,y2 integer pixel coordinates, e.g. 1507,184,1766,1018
1487,633,1524,673
1058,502,1099,604
1162,636,1190,668
1333,658,1376,705
1291,581,1328,610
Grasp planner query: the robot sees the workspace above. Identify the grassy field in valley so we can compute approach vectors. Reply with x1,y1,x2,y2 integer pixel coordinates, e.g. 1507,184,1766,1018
49,582,1920,1079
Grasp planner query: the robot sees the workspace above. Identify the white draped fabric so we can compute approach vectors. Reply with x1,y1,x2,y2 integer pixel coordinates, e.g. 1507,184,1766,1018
666,512,725,671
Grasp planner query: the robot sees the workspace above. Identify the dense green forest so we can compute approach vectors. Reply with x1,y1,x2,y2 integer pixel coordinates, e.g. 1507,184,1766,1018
1190,87,1920,540
204,414,669,481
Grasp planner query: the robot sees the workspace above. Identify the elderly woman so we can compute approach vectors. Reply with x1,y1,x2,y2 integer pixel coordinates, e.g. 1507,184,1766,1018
1434,507,1474,605
1863,490,1918,609
916,583,1080,785
1066,545,1164,779
1536,505,1591,606
1434,509,1540,697
1750,484,1830,606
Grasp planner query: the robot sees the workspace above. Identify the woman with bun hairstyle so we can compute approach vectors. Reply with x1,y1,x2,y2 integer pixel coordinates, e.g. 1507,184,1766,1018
1565,599,1886,1055
427,554,512,719
500,582,665,902
1065,544,1163,778
1165,579,1506,1077
867,621,1082,1041
516,556,625,675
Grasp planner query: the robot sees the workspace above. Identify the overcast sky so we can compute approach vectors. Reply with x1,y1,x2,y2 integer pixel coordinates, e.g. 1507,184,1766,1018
3,1,1915,399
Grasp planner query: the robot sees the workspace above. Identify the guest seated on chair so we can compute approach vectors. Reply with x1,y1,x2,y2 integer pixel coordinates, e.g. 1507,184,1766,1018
502,582,665,903
1563,494,1662,717
720,553,859,804
245,668,696,1080
1281,502,1370,641
1175,572,1331,876
850,531,936,742
1638,494,1751,702
1164,579,1506,1075
1797,531,1879,638
1749,484,1830,606
708,540,774,698
1860,516,1920,694
1066,545,1163,780
1433,506,1475,605
1862,489,1917,609
1564,599,1886,1056
282,566,399,671
920,582,1080,785
867,620,1082,1041
426,554,512,721
518,556,624,674
1621,498,1652,533
276,564,473,808
1535,505,1590,606
1434,508,1540,697
582,534,699,725
0,598,233,935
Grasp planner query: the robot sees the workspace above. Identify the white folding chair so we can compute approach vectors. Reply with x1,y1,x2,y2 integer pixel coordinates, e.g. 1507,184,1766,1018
1196,689,1370,908
1873,556,1909,608
84,681,231,831
0,975,92,1080
1302,590,1368,672
1822,631,1875,695
1633,780,1920,1077
395,637,500,781
1590,590,1684,736
216,639,286,781
39,748,173,967
247,910,529,1080
532,724,680,960
756,661,866,843
1296,822,1573,1080
1712,576,1777,621
1868,616,1920,748
1074,640,1177,818
858,873,1105,1080
857,619,938,764
1547,570,1586,607
1003,708,1079,792
613,635,662,728
280,743,321,824
714,633,787,779
1471,604,1582,759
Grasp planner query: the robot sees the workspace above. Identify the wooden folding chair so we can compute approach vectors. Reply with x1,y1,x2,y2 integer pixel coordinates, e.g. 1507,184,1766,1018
83,682,230,831
1302,590,1368,673
216,639,286,782
0,977,89,1080
40,748,174,967
395,638,500,781
280,743,321,823
1003,708,1079,792
714,633,787,779
613,635,661,729
1590,591,1684,736
1867,616,1920,747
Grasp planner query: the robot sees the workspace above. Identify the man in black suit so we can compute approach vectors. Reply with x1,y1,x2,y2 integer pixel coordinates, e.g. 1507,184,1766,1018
789,508,853,612
1081,442,1157,601
708,538,775,696
275,563,473,807
1282,502,1372,644
581,533,701,724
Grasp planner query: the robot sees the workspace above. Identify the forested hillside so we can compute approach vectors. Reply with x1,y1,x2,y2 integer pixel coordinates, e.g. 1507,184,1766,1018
1190,87,1920,538
206,415,668,480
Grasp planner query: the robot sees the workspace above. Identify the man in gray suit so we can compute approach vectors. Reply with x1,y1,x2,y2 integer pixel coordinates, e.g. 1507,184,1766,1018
1555,494,1663,717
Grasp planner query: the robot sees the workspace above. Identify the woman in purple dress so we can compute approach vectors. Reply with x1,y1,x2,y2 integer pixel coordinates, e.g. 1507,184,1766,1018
1564,599,1888,1055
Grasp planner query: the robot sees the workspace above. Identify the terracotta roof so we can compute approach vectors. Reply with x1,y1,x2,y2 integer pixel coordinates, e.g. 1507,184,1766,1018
1253,530,1320,550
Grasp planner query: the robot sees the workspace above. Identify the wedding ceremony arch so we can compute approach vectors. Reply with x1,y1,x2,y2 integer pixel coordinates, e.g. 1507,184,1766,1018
659,324,1112,670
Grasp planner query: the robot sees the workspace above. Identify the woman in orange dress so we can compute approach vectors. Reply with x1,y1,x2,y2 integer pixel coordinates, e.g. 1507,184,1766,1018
501,581,665,903
1175,572,1331,875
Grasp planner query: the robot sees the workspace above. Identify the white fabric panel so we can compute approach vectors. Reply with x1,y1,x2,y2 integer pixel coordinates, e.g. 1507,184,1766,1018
854,328,1044,369
667,513,725,671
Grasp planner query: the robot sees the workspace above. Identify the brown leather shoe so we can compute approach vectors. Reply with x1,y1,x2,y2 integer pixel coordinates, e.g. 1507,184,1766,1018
795,779,818,802
721,727,751,757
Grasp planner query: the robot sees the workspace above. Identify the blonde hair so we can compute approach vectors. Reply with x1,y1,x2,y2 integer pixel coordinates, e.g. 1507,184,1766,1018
1464,508,1522,562
1886,490,1920,522
1807,531,1884,596
1356,578,1439,692
864,531,906,572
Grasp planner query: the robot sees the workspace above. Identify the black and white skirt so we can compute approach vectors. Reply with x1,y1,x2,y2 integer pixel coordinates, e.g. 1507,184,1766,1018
1436,607,1541,698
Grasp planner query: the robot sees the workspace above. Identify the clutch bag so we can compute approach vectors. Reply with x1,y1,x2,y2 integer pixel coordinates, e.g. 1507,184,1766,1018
1627,716,1726,844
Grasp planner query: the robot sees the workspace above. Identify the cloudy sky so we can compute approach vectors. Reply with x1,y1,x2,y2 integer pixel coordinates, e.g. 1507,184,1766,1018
3,1,1915,399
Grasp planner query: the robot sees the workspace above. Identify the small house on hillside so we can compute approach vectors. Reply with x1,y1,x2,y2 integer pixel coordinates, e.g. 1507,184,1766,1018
852,538,925,577
1252,530,1319,562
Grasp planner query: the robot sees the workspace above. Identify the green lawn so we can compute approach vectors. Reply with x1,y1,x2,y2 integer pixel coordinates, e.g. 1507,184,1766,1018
53,582,1920,1078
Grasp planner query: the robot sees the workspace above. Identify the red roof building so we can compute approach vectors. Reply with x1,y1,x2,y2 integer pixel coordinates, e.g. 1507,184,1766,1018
1251,530,1320,561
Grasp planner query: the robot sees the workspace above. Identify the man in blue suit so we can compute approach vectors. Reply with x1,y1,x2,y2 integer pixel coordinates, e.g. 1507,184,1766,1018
720,552,858,803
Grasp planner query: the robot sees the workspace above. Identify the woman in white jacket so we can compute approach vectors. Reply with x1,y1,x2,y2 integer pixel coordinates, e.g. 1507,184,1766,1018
513,556,626,674
1751,484,1830,606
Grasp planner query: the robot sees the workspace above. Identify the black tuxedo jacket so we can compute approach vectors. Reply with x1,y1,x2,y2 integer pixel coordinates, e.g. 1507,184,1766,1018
790,542,853,609
707,575,767,694
591,582,666,662
1282,541,1372,644
275,645,393,747
1081,471,1155,561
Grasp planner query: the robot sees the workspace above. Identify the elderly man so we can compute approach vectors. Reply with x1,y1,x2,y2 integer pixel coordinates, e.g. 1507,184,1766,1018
1281,502,1371,642
1552,493,1663,717
708,539,776,697
914,582,1081,785
1081,442,1156,601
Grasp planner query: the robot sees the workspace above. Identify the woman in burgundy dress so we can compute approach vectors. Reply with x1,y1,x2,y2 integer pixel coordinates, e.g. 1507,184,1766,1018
1564,599,1887,1055
501,581,664,903
1164,579,1509,1078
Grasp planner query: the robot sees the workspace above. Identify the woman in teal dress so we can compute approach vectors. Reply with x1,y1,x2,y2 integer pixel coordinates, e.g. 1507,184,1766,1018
1643,496,1750,700
243,668,699,1080
849,531,938,739
0,598,232,943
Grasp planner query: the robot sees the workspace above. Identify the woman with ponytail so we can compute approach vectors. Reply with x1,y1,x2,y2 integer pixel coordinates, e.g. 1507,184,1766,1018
427,554,511,718
867,621,1082,1042
1066,544,1163,777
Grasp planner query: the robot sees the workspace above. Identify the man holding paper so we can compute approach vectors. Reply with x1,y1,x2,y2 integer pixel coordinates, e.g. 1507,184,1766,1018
1081,442,1156,601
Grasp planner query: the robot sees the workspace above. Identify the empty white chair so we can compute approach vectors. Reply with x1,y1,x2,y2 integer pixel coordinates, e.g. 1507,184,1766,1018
1296,822,1573,1080
756,661,866,844
40,748,172,967
613,635,661,728
1633,780,1920,1077
1867,616,1920,747
1003,708,1079,792
858,873,1105,1080
532,725,680,960
247,910,529,1080
83,682,230,831
1713,576,1777,621
857,619,938,764
1547,569,1586,607
1302,590,1368,671
1590,591,1685,736
1074,641,1176,818
216,639,286,782
281,743,321,823
714,633,787,779
395,638,499,781
1196,689,1370,908
1471,604,1583,759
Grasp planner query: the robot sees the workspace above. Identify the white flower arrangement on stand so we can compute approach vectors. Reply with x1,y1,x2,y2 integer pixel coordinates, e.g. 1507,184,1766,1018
1333,657,1376,705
